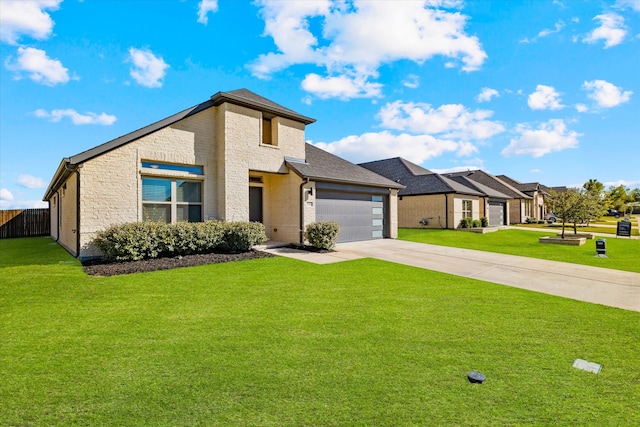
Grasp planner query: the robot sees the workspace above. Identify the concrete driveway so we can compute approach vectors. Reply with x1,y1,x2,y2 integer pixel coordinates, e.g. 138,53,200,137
261,239,640,312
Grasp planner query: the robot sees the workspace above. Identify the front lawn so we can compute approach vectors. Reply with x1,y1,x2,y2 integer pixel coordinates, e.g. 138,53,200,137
399,228,640,273
1,237,639,426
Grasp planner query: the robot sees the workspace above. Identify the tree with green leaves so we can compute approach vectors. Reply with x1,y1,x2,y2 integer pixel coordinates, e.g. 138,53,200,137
604,185,629,212
546,188,581,238
583,179,604,198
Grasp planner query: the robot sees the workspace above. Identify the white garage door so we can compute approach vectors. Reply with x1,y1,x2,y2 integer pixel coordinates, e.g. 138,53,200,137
316,190,385,243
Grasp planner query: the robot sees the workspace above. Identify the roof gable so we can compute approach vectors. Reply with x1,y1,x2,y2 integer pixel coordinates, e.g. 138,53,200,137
359,157,483,196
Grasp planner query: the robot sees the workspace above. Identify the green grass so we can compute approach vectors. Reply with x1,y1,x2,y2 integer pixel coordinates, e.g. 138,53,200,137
1,237,639,426
399,228,640,273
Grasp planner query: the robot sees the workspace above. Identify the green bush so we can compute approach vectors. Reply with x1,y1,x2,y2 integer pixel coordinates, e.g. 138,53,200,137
220,221,267,253
472,219,482,228
459,217,473,229
480,217,488,227
95,222,163,261
305,221,340,250
95,220,250,261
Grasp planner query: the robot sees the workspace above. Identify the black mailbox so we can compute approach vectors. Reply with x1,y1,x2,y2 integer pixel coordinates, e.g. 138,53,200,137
596,239,606,255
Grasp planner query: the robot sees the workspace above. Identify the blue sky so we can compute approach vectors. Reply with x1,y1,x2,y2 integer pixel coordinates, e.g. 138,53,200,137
1,0,639,209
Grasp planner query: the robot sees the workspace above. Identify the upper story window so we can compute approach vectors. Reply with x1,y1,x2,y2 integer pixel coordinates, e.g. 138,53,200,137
261,114,277,146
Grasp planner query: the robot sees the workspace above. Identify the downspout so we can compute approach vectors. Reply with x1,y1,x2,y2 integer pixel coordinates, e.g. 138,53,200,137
299,177,309,245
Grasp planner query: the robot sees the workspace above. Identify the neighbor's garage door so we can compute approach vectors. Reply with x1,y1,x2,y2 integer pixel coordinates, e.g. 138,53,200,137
316,188,386,243
488,201,505,227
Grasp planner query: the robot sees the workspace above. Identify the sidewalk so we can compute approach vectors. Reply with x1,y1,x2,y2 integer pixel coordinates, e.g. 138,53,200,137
261,239,640,312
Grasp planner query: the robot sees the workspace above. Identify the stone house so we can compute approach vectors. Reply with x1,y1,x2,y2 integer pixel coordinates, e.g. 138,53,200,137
43,89,402,260
359,158,511,228
444,170,533,224
496,175,551,221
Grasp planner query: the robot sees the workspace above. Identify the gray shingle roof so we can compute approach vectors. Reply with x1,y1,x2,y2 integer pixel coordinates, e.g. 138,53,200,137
445,170,532,199
287,145,404,189
359,157,484,196
496,175,549,195
44,89,315,200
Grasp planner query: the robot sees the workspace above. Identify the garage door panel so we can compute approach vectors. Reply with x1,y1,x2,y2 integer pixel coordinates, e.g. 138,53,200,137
316,196,384,243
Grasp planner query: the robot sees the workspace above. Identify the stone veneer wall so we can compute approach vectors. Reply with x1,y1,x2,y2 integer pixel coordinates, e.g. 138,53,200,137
75,102,309,259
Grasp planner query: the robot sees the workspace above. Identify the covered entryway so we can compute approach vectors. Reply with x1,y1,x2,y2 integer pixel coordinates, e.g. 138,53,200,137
315,183,388,243
488,200,505,226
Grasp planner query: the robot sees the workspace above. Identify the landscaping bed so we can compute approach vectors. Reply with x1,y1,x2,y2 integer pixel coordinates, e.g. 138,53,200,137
82,250,274,276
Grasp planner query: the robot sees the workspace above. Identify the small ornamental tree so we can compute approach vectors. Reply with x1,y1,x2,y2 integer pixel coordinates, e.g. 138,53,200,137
546,188,581,238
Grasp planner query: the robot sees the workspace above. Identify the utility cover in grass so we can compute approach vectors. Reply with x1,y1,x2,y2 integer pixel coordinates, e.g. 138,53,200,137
467,371,486,383
573,358,602,374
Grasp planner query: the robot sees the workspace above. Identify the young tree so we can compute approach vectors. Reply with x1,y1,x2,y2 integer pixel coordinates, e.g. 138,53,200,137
604,185,629,211
583,179,604,198
546,188,581,238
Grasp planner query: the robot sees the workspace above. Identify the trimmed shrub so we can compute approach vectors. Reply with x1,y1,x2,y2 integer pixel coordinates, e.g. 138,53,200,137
472,219,482,228
95,222,163,261
459,217,473,229
220,221,267,253
480,217,488,227
95,220,239,261
305,221,340,250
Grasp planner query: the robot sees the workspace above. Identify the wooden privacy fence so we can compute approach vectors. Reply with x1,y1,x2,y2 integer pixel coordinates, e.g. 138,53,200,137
0,208,50,239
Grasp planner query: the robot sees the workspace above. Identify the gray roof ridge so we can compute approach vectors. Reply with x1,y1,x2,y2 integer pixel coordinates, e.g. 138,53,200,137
212,89,315,124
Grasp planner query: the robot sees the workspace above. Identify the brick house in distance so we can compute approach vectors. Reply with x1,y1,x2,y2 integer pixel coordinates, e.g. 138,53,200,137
43,89,402,260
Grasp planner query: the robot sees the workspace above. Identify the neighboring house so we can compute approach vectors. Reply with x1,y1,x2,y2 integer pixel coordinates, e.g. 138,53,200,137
496,175,551,221
359,158,511,229
444,170,533,224
43,89,402,260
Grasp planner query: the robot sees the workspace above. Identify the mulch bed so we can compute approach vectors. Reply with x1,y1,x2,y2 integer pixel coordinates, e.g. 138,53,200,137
82,250,275,277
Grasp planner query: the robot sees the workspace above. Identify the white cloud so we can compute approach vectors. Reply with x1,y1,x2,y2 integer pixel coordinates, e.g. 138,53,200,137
5,47,70,86
314,131,460,164
582,79,632,108
35,108,117,125
614,0,640,12
0,188,14,201
250,0,486,99
539,20,565,38
17,175,46,189
502,119,581,158
301,73,382,99
402,74,420,89
583,13,626,48
527,84,564,110
575,103,589,113
0,199,48,209
378,101,505,142
0,0,62,45
604,179,640,187
128,47,169,88
476,87,499,103
531,169,542,173
197,0,218,25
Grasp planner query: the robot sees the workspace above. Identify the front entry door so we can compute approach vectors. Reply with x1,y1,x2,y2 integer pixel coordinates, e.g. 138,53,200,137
249,186,263,223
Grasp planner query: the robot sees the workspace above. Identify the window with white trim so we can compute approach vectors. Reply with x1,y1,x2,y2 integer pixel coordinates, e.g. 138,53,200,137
142,177,202,223
462,200,472,218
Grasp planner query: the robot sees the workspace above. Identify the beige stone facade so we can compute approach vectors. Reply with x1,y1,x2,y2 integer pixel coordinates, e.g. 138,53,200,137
44,90,400,259
398,194,485,229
